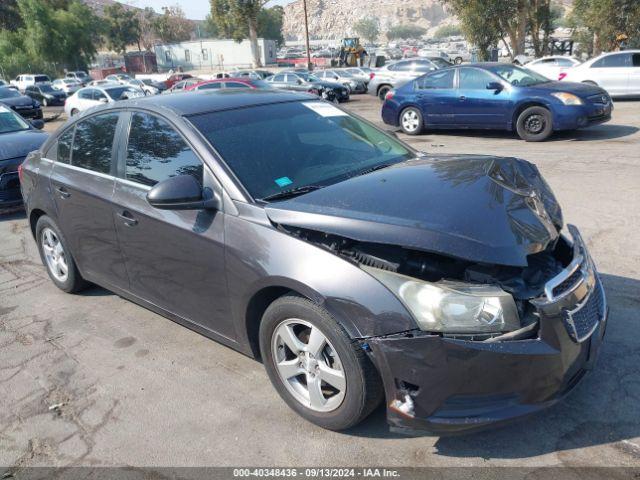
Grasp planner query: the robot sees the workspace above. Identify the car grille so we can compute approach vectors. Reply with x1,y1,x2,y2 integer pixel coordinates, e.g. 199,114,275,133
552,268,583,297
587,93,610,105
563,279,606,342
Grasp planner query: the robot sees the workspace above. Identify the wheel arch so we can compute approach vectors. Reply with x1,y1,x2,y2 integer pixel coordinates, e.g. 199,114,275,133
511,100,552,131
29,208,47,239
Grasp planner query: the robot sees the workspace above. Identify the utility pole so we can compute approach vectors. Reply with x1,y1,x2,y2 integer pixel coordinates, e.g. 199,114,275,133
303,0,312,70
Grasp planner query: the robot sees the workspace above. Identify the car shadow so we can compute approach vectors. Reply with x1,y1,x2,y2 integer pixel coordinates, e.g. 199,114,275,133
408,124,639,143
344,273,640,458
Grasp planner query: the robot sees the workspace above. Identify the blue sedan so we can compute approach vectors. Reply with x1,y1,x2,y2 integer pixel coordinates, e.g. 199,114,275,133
0,105,48,208
382,63,613,141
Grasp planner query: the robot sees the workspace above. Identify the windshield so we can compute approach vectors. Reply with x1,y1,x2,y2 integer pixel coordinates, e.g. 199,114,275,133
0,88,21,99
189,101,414,201
0,106,30,133
489,65,551,86
295,73,320,82
337,70,353,77
39,85,56,93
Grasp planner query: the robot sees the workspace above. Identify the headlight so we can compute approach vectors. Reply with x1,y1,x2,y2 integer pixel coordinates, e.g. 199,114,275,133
551,92,583,105
363,266,520,333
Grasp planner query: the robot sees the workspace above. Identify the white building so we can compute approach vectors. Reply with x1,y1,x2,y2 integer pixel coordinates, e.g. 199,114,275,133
155,38,277,71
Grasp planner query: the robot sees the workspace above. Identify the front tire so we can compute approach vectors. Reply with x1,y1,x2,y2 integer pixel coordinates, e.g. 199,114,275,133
36,215,87,293
259,295,383,431
399,107,424,135
516,106,553,142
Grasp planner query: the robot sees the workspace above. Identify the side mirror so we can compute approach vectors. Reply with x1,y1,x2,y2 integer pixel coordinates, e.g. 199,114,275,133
147,175,220,211
99,97,109,103
487,82,503,92
30,119,45,130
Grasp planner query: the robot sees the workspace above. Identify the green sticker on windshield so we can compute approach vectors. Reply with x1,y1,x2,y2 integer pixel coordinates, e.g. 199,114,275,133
275,177,293,188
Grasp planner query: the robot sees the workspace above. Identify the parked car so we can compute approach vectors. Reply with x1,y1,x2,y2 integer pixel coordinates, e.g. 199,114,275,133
382,63,612,141
525,56,582,80
343,67,374,85
0,86,43,119
368,58,439,100
0,105,47,208
232,69,273,80
10,74,51,93
559,50,640,97
25,84,67,107
105,73,133,84
88,79,114,87
65,71,92,86
21,90,607,434
265,72,349,102
447,50,472,64
52,78,83,95
426,56,454,69
315,69,367,93
0,79,7,87
164,78,201,94
165,73,193,89
64,85,145,116
122,78,160,95
140,78,168,93
185,78,273,92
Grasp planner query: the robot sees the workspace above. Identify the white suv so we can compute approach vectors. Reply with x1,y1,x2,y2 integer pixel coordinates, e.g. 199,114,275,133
560,50,640,97
10,74,52,93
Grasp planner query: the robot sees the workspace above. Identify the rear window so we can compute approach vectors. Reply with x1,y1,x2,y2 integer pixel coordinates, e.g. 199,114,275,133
189,101,413,201
34,75,50,83
592,54,629,68
71,113,119,174
416,69,454,89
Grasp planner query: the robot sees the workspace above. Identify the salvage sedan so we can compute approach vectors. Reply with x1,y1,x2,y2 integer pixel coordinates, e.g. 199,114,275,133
21,90,608,434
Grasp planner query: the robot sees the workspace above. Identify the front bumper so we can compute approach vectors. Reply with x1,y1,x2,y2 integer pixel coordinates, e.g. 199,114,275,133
11,106,42,119
366,226,608,435
553,100,613,131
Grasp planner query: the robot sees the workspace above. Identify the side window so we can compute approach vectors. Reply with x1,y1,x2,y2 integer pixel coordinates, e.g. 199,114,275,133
592,54,629,68
125,112,203,187
78,89,93,100
93,90,107,100
555,58,575,67
458,68,496,89
272,74,285,82
393,62,413,72
56,128,74,164
413,61,437,73
226,82,250,88
416,69,455,89
71,113,119,174
198,82,221,90
633,54,640,67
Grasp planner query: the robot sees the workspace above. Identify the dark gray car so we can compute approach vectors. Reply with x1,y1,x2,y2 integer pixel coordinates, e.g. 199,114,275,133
21,90,607,434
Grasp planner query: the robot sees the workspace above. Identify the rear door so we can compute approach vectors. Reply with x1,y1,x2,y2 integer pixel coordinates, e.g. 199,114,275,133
49,112,129,288
452,67,510,128
589,53,631,95
414,69,456,126
629,53,640,95
111,110,234,339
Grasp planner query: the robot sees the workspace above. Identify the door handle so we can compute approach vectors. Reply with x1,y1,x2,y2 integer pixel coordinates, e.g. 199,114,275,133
55,186,71,198
117,211,138,227
459,95,466,101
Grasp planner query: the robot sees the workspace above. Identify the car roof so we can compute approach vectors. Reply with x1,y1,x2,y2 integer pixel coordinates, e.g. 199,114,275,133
102,89,314,116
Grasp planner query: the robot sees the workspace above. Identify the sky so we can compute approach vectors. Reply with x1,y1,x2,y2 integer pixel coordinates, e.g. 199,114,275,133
117,0,295,20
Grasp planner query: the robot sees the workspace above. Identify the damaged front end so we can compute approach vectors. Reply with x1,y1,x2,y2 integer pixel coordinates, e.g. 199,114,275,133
265,155,607,434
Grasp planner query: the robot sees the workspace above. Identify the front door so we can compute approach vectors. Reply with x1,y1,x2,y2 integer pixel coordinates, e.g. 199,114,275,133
452,67,510,128
48,112,129,288
415,69,456,126
589,53,632,95
111,111,234,339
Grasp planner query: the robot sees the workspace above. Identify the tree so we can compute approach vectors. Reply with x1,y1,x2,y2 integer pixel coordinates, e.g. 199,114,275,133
353,17,380,44
258,6,284,46
0,0,23,31
209,0,269,67
153,6,193,44
433,24,462,39
385,25,426,40
103,2,141,54
138,7,158,51
570,0,640,54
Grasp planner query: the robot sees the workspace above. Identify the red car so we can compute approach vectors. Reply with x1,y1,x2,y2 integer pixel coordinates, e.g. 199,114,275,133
164,73,193,89
184,78,272,92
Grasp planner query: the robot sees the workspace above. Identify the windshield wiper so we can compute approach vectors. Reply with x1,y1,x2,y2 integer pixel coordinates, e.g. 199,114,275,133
352,163,394,178
260,185,323,202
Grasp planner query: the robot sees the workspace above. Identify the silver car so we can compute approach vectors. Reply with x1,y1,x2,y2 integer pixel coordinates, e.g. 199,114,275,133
315,69,367,94
344,67,374,86
367,58,439,100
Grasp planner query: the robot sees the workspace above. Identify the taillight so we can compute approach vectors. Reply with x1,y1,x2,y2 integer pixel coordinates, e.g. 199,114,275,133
385,90,394,101
369,72,375,80
18,164,24,183
558,72,567,81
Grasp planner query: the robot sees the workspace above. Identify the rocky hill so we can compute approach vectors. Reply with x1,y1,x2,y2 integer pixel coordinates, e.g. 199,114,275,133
282,0,453,41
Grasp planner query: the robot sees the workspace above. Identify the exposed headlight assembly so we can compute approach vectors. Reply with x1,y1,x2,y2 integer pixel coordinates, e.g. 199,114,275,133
363,266,521,334
551,92,583,105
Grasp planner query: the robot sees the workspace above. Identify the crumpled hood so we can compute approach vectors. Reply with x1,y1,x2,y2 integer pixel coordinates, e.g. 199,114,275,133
265,155,563,267
0,130,49,162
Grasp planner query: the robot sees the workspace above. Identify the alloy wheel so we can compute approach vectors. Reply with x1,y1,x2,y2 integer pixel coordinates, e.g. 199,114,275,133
271,319,346,412
402,110,420,133
41,228,68,282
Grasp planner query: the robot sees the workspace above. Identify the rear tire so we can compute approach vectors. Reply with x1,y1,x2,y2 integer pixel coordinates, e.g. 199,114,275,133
70,108,79,116
399,107,424,135
36,215,87,293
455,56,463,65
516,106,553,142
377,85,391,101
259,295,383,431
